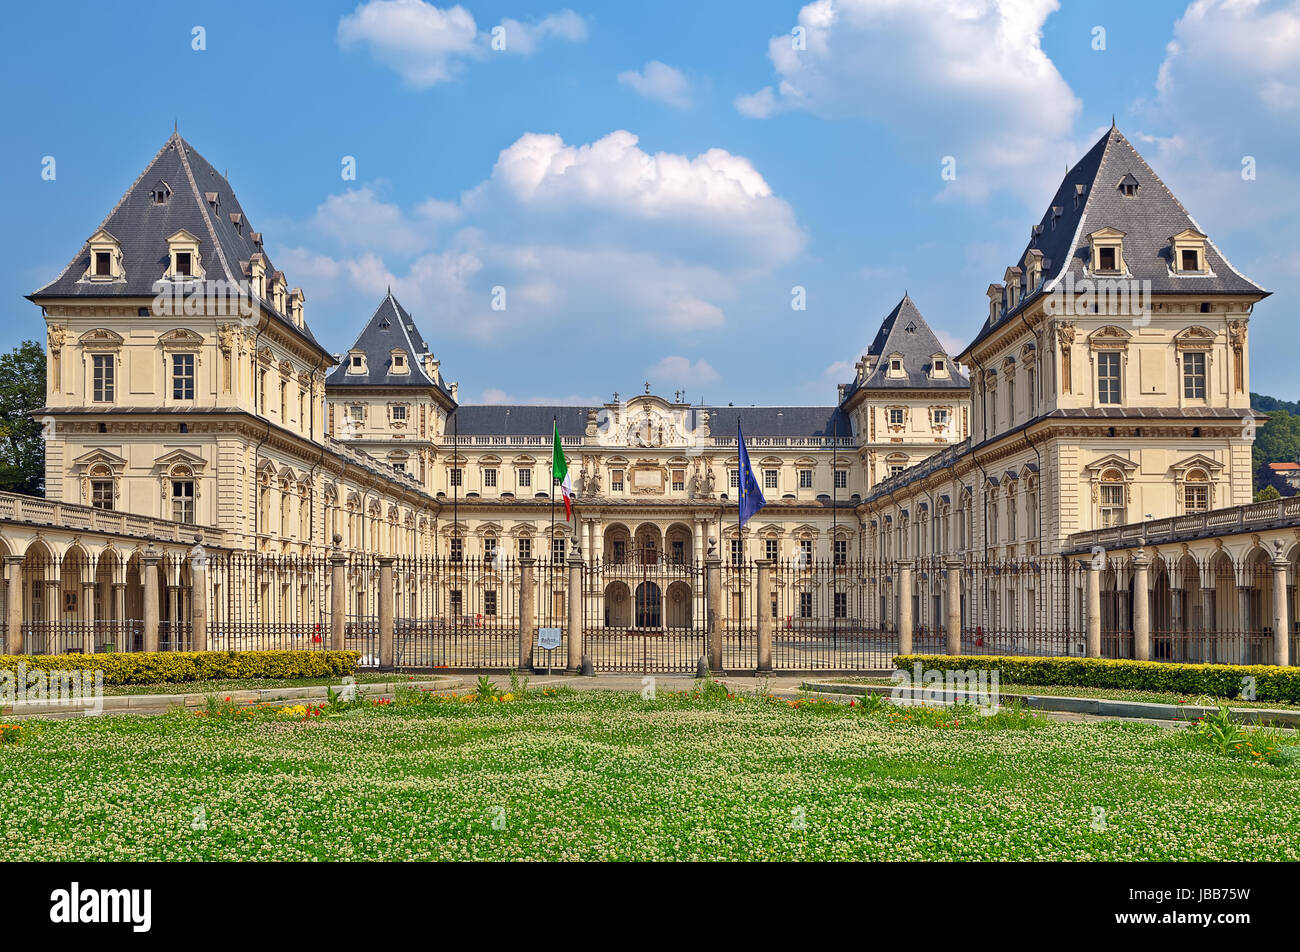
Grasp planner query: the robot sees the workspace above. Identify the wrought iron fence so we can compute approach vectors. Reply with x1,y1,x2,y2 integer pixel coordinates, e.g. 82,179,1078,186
393,555,523,670
585,556,710,673
206,553,336,655
770,558,895,670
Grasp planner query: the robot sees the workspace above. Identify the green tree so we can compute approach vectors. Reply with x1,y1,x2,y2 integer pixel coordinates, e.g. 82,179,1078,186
1251,408,1300,491
0,340,47,495
1255,485,1282,502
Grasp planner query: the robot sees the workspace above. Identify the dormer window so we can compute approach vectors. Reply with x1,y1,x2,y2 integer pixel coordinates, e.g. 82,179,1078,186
391,350,408,373
887,355,904,378
151,180,171,205
347,351,367,375
165,229,203,281
1088,227,1126,275
1170,228,1208,275
85,229,123,282
1117,173,1139,197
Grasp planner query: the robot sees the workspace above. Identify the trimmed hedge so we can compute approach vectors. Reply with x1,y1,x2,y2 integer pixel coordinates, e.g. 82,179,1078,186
894,654,1300,704
0,650,359,685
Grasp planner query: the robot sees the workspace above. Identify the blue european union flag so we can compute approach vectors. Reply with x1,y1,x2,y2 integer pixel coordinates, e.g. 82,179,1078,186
737,421,766,527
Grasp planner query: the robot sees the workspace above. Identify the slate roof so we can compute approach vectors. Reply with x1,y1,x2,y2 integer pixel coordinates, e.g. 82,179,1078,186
30,131,325,355
326,291,455,401
840,294,969,403
445,404,852,439
961,124,1268,358
447,405,590,437
703,406,852,439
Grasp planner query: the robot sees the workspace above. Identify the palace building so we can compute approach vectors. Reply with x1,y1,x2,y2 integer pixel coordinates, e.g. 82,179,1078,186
7,123,1292,668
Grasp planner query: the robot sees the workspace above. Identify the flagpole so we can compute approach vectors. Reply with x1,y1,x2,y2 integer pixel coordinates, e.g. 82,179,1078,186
550,416,557,630
737,416,742,570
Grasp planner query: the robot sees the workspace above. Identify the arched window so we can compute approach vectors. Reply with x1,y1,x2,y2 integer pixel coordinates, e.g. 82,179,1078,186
170,466,195,524
1183,469,1209,514
1099,469,1126,527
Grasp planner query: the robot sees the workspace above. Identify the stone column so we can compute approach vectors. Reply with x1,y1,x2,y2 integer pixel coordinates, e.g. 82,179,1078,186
706,541,723,674
5,556,23,655
378,556,394,669
191,553,208,653
81,580,96,654
330,537,347,652
1132,549,1151,662
518,556,535,671
112,583,126,649
945,559,963,656
1273,550,1291,667
693,521,704,568
142,546,161,653
897,560,914,657
593,522,604,566
167,585,180,650
756,558,773,672
566,543,584,674
1237,585,1252,666
1086,558,1102,658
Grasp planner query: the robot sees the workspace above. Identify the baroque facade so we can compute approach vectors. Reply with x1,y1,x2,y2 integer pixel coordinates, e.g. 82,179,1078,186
7,123,1291,663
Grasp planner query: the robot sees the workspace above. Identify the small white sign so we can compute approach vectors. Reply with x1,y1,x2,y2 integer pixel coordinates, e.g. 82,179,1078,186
538,627,562,650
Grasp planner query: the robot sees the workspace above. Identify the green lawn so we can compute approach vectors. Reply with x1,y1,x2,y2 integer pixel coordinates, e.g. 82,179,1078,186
824,677,1300,710
2,690,1296,860
100,672,422,696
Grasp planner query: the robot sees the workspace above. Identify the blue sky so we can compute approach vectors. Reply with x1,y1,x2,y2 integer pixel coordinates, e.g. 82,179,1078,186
3,0,1297,405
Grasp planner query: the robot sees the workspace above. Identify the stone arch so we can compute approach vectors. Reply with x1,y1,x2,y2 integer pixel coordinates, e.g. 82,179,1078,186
665,579,693,629
603,580,630,628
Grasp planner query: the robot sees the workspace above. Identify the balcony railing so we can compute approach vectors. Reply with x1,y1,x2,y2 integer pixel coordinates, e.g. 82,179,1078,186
1067,495,1300,551
0,490,225,546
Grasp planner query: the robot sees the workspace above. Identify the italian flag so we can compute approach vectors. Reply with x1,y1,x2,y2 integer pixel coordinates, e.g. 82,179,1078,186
552,422,573,521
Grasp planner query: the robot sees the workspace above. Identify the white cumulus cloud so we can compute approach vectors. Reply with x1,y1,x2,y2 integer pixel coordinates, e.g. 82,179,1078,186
617,61,693,108
645,356,721,388
735,0,1082,202
337,1,586,87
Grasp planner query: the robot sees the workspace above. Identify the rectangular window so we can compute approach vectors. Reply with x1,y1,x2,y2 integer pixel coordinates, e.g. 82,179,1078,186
833,539,848,565
517,468,532,488
1097,351,1121,404
483,538,497,561
349,405,364,422
450,468,463,487
799,539,813,563
729,469,740,489
517,537,531,559
1100,484,1126,527
834,591,847,619
95,251,111,276
171,480,195,524
1181,249,1199,271
889,464,905,477
1184,484,1209,513
92,354,114,402
889,408,904,426
450,590,462,617
613,539,627,563
730,539,742,565
834,470,848,490
450,537,463,562
552,537,566,563
1098,246,1116,271
672,470,685,492
483,468,497,488
392,404,407,421
611,469,624,492
765,539,778,561
799,592,813,619
91,480,114,511
798,469,813,489
1183,352,1207,399
172,353,195,400
484,590,497,617
764,469,778,490
671,539,685,564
